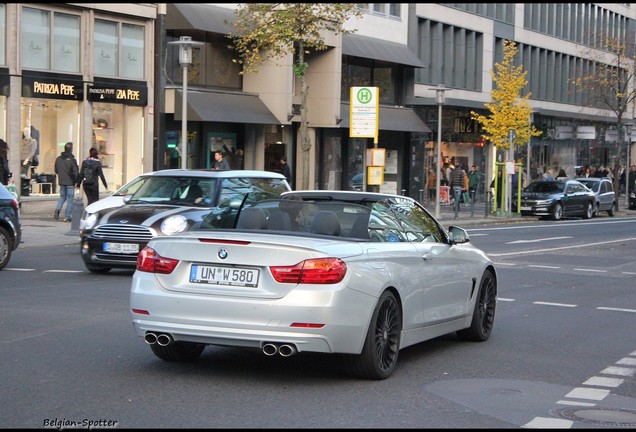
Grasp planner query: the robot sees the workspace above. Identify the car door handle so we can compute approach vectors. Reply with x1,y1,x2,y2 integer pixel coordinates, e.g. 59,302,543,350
422,253,432,261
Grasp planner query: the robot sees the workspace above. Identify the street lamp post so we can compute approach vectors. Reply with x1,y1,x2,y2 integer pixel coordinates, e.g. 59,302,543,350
168,36,204,170
430,84,450,219
625,122,633,208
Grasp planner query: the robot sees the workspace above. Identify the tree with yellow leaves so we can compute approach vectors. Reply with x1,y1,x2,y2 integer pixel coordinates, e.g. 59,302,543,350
471,40,541,151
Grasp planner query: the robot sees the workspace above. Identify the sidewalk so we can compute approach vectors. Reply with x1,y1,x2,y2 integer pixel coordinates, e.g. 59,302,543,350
16,193,636,249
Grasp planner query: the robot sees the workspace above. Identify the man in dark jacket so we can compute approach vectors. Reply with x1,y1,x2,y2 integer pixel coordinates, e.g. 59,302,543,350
449,164,465,216
54,142,79,222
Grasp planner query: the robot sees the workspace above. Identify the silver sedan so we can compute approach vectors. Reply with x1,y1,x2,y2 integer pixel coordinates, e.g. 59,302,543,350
130,191,497,379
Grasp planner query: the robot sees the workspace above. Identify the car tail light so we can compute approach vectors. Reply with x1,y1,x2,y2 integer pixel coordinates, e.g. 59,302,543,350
11,198,18,211
137,246,179,274
270,258,347,284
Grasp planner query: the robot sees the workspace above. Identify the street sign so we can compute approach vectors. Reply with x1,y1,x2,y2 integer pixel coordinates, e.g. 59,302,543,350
350,87,379,140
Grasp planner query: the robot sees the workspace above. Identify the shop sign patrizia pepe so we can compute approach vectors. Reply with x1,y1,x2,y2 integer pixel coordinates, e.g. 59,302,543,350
22,74,84,100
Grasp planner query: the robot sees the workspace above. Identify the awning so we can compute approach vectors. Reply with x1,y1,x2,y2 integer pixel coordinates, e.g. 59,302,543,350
342,34,425,68
167,4,235,34
340,104,431,133
175,90,279,125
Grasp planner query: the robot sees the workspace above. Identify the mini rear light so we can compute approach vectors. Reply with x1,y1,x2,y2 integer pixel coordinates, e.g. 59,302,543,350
270,258,347,284
137,246,179,274
198,238,251,245
11,198,18,210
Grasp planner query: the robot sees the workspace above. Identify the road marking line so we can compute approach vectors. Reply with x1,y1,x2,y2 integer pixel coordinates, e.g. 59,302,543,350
4,268,36,271
564,387,610,400
508,236,572,244
622,271,636,275
496,297,515,302
528,265,560,269
617,357,636,366
556,400,596,406
597,307,636,313
574,268,607,273
534,301,577,307
43,270,84,273
522,417,573,428
582,376,624,387
599,366,635,377
492,262,516,266
488,237,636,257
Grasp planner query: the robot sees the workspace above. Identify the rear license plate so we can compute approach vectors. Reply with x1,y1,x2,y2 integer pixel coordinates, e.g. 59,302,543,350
104,242,139,254
520,206,531,211
190,264,259,288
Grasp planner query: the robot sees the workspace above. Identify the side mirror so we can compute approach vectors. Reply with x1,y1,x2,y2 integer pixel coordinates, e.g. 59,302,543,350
123,194,133,204
448,226,470,244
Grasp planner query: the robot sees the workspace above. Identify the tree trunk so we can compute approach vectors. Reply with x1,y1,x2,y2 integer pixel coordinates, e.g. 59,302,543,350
298,41,311,190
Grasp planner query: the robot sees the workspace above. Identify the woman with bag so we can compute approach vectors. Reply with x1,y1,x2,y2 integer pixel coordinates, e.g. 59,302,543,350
78,147,108,205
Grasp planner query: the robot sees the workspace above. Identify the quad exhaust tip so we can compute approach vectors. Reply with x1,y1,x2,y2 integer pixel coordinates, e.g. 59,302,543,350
144,332,173,346
262,342,297,357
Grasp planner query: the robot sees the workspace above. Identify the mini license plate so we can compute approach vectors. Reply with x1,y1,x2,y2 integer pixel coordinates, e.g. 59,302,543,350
104,242,140,254
520,206,531,211
190,264,259,288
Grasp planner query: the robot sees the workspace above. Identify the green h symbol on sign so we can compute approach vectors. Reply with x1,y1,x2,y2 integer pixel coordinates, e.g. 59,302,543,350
356,88,373,104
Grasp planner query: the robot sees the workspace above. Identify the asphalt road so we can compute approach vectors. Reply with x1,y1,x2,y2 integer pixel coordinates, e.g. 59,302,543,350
1,215,635,428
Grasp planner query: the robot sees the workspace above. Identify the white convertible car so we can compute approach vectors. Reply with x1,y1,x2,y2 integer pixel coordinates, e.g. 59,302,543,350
130,190,498,380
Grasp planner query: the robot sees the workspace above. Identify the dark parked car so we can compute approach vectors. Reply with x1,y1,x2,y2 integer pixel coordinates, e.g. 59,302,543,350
512,179,595,220
0,183,22,270
79,169,291,273
575,177,616,217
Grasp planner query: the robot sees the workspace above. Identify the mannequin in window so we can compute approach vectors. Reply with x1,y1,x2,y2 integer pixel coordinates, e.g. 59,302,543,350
20,127,37,179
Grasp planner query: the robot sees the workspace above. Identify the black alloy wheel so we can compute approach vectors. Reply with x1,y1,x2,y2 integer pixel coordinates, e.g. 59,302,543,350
0,227,11,270
457,269,497,342
349,291,402,380
552,202,563,221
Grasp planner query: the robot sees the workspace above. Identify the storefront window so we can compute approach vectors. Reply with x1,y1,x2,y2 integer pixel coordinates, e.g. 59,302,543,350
53,13,80,73
121,23,145,79
21,8,51,70
92,103,123,191
21,99,80,189
347,138,366,191
94,19,118,77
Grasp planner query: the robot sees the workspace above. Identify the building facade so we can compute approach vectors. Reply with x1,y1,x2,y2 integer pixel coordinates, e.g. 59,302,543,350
1,3,156,196
4,3,634,202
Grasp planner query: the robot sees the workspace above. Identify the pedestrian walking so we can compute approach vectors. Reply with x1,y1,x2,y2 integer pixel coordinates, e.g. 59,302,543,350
54,142,79,222
0,139,10,186
450,164,465,217
212,150,230,170
78,147,108,205
279,156,292,187
467,165,480,203
426,168,436,202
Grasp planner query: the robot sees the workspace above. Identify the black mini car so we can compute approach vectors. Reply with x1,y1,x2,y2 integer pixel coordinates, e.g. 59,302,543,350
79,169,291,273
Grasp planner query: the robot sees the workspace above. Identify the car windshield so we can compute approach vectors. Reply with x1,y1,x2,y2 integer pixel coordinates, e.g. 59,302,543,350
525,181,565,193
128,176,219,206
577,180,599,192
